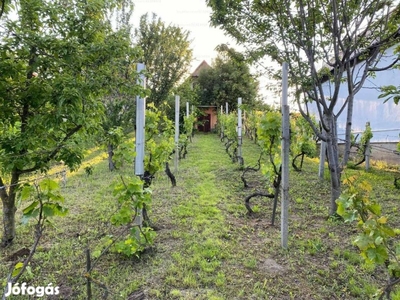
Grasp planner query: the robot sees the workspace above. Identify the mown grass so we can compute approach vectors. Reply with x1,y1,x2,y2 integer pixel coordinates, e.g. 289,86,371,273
1,133,400,299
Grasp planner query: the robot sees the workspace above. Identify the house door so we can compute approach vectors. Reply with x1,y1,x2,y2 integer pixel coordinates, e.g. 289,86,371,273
198,114,211,132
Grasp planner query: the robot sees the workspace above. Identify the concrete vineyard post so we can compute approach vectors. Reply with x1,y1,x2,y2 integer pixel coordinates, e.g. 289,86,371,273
135,63,146,235
175,95,180,173
281,62,290,249
237,97,242,163
365,121,371,171
220,105,224,139
318,141,326,180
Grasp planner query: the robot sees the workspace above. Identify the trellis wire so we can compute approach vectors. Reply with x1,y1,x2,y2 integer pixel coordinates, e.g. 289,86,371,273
0,169,67,190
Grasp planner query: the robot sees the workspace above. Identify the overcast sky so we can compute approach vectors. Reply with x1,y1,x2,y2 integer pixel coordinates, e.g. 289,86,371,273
131,0,233,73
131,0,280,105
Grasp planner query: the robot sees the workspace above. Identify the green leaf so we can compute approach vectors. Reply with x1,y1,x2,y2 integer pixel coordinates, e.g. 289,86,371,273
336,195,350,217
380,224,396,238
39,178,59,192
395,243,400,256
22,201,39,215
55,204,68,216
20,185,35,201
366,245,388,265
12,262,24,277
374,236,383,245
354,234,373,251
127,182,142,194
22,202,39,222
368,203,381,216
92,250,101,258
42,204,55,217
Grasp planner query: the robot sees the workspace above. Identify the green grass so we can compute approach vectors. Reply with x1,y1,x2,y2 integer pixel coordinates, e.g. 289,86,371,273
1,133,399,299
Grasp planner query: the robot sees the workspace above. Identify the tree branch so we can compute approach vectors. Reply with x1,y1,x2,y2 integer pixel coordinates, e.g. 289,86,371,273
0,0,5,20
17,125,83,175
369,57,400,72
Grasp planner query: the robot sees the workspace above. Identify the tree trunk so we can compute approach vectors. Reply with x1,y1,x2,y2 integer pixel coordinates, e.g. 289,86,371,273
342,94,355,167
1,196,17,246
1,171,20,246
292,153,304,172
325,126,342,215
107,143,115,171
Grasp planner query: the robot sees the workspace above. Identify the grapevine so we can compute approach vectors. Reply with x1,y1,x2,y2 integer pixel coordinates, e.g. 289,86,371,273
337,175,400,299
349,123,373,168
179,113,196,159
245,111,281,224
219,112,240,163
290,113,317,172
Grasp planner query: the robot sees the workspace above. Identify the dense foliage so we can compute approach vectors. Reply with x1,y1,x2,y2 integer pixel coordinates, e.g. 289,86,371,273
196,45,260,110
135,13,193,106
219,112,242,163
0,0,142,245
337,175,400,299
290,113,317,171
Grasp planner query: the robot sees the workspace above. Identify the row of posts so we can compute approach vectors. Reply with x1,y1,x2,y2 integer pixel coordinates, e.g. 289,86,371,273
135,63,290,249
220,98,243,162
134,62,375,251
134,64,193,238
219,67,289,249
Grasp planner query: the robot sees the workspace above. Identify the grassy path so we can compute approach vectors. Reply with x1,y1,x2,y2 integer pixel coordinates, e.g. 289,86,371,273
132,133,395,299
154,133,237,299
1,133,399,299
147,133,292,299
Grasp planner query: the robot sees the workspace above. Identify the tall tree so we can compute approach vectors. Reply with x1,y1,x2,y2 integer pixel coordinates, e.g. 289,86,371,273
206,0,400,215
158,77,201,121
174,77,200,108
100,1,145,171
0,0,10,19
196,44,260,110
0,0,140,246
135,13,193,106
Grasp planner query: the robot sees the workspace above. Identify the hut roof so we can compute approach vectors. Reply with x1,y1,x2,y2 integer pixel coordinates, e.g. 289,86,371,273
191,60,211,78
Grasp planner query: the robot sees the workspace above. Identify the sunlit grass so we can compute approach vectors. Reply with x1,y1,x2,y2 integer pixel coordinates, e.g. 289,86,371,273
0,133,399,299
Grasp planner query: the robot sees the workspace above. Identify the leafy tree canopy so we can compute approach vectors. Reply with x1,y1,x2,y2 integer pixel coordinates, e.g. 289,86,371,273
135,13,193,106
196,44,260,110
0,0,141,245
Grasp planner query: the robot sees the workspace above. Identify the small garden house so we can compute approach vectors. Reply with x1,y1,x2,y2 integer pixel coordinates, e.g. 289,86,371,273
190,61,218,132
196,105,218,132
